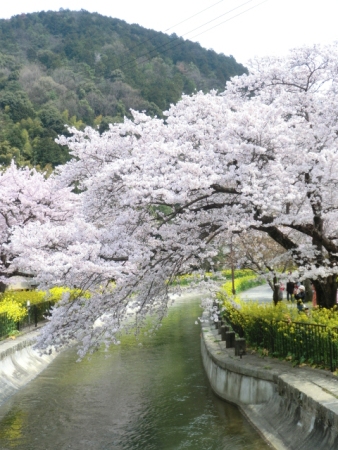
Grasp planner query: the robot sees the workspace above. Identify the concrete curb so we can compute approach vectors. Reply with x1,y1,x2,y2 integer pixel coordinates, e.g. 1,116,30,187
0,325,61,407
0,338,35,361
201,313,338,450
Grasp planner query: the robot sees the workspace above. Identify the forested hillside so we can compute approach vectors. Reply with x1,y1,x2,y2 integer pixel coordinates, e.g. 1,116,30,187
0,9,247,169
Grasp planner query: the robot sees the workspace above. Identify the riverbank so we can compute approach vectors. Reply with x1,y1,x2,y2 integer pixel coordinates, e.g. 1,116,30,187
0,324,59,406
0,292,270,450
201,311,338,450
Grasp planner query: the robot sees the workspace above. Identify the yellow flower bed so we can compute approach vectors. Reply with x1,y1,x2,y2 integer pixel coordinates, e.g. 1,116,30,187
47,287,90,302
220,274,263,297
220,294,338,329
0,296,27,321
220,269,256,279
220,296,291,326
219,296,336,368
173,269,257,287
0,287,90,322
1,290,46,306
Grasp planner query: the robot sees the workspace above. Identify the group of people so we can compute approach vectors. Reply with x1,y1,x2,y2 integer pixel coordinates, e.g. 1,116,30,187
279,275,317,313
284,280,306,312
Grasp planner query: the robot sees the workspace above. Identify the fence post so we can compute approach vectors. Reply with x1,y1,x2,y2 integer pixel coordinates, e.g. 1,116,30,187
215,316,222,329
225,331,236,348
329,329,335,372
34,305,38,327
235,338,246,357
270,320,275,354
220,325,230,341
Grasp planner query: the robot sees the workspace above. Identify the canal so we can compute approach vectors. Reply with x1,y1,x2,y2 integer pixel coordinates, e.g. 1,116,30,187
0,293,270,449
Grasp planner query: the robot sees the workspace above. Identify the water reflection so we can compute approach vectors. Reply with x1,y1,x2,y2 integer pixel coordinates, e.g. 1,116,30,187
0,294,270,450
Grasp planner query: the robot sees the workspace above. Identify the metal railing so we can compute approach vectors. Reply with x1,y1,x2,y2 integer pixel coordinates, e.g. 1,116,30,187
0,311,17,338
272,321,338,372
224,312,338,372
0,300,54,339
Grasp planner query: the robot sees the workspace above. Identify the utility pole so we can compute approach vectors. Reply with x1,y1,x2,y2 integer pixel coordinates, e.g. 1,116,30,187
230,236,236,295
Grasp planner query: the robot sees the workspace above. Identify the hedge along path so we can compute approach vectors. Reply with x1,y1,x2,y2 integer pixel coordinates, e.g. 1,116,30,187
218,291,338,371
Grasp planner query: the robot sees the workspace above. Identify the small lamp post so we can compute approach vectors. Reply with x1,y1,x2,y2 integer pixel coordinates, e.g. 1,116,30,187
27,300,31,329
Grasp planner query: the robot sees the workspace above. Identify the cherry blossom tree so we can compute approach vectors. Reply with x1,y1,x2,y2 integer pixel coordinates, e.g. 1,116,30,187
11,43,338,354
232,230,294,304
0,162,77,290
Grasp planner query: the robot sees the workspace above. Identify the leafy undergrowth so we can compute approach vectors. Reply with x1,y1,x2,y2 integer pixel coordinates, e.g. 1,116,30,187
220,274,265,297
220,295,338,328
219,295,338,372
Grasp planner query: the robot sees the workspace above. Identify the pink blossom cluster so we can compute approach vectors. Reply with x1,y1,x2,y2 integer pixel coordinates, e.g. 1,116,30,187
4,43,338,354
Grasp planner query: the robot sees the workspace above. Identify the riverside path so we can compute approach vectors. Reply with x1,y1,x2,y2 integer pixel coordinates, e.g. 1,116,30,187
239,284,273,303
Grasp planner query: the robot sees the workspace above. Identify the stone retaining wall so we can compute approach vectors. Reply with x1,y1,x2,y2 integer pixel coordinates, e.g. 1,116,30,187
0,338,58,406
201,313,338,450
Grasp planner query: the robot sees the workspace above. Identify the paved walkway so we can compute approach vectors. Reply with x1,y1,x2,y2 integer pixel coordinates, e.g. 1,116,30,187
239,284,273,303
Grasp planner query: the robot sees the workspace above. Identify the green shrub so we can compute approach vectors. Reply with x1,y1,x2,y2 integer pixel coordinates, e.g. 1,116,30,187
220,275,264,297
218,295,338,370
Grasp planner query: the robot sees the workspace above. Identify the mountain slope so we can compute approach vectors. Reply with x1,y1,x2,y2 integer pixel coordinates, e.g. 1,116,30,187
0,9,247,168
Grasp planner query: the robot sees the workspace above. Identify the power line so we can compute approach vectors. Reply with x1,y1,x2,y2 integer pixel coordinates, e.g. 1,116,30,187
114,0,260,73
180,0,256,38
190,0,269,41
141,2,264,65
116,0,228,63
163,0,227,33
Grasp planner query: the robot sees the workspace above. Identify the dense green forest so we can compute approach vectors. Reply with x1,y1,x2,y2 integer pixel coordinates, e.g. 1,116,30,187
0,9,247,169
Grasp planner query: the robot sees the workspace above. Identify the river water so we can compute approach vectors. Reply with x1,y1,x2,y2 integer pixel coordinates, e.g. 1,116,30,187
0,293,270,450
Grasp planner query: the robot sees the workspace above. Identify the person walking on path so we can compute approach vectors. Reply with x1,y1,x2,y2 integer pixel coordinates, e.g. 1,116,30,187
286,275,295,302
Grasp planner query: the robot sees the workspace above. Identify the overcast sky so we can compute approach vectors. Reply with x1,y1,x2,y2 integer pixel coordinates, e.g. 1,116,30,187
1,0,338,65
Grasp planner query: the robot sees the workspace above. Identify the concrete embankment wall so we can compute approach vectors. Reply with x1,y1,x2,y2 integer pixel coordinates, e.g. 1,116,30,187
201,314,338,450
0,338,58,406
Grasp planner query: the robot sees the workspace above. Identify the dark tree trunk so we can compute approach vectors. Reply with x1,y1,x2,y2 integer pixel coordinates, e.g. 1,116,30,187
308,200,337,307
304,279,313,303
0,281,6,293
272,275,279,306
312,276,337,308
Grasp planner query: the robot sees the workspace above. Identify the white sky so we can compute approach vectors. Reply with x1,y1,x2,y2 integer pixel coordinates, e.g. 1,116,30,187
1,0,338,65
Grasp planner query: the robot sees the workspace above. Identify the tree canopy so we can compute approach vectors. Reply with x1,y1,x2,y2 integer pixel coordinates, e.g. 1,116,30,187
0,162,77,291
6,43,338,355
